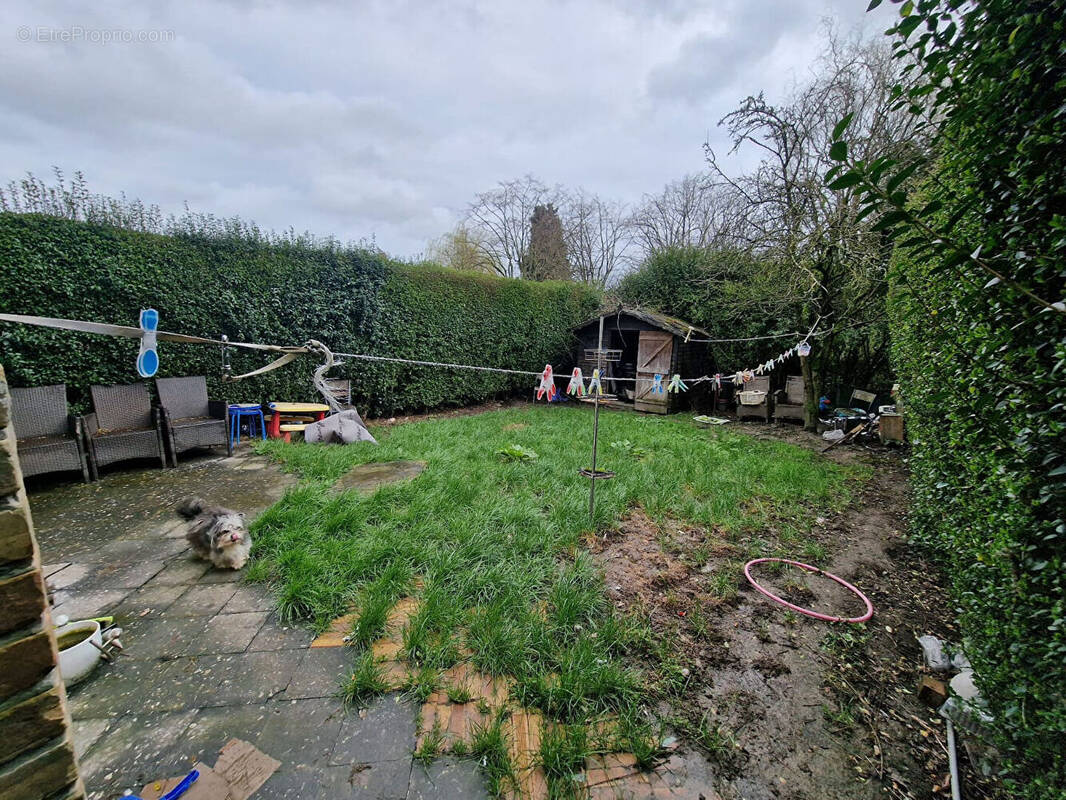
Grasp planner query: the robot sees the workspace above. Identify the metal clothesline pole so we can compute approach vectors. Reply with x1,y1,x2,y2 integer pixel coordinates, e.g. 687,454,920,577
588,315,604,523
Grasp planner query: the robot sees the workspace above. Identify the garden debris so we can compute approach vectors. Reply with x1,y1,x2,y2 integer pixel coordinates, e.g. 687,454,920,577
139,740,279,800
917,676,948,708
303,408,377,444
693,415,730,426
918,634,952,672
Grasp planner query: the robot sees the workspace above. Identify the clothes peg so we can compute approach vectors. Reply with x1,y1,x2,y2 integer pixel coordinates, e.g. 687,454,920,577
535,365,556,401
567,368,586,397
667,374,688,393
588,368,603,396
652,374,665,394
137,308,160,378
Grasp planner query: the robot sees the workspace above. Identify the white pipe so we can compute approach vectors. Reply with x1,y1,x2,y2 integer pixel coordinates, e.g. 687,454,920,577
945,719,962,800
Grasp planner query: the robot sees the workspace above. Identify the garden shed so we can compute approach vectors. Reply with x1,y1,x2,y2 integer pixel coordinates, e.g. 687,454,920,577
572,307,714,414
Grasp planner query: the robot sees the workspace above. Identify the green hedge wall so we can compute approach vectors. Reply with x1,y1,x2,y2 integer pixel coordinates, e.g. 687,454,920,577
0,214,600,417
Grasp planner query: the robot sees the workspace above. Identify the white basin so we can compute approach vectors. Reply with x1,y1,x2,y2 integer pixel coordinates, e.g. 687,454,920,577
55,619,103,686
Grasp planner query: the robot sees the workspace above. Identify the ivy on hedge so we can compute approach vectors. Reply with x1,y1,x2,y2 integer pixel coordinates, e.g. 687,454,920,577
0,214,600,416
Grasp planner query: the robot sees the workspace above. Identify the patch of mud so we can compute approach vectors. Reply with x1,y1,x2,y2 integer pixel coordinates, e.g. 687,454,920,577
590,428,998,800
332,460,426,494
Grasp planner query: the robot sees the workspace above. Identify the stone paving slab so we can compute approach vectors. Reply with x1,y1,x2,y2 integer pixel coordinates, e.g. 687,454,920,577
78,710,199,800
184,611,270,656
281,647,353,701
331,694,418,765
178,699,343,768
112,584,188,617
409,757,489,800
165,583,239,616
222,585,276,614
248,621,314,651
31,450,495,800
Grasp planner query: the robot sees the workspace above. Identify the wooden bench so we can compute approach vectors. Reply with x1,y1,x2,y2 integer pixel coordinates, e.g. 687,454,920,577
279,423,308,443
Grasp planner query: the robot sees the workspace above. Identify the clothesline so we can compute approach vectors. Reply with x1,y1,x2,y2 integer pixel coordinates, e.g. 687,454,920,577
0,311,824,389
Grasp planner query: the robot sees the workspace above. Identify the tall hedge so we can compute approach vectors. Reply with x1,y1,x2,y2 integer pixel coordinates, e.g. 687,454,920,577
0,214,600,416
871,1,1066,794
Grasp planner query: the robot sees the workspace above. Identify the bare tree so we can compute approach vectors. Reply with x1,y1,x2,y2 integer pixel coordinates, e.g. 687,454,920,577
705,30,928,428
628,174,744,258
463,175,558,278
426,224,497,273
562,190,633,288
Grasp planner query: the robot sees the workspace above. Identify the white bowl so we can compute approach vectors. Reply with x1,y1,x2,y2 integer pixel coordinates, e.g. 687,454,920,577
55,619,103,686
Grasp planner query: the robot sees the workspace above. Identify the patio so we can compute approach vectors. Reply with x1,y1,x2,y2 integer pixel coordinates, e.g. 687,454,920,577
29,448,490,800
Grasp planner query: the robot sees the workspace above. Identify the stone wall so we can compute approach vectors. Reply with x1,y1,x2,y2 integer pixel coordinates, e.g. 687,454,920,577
0,364,84,799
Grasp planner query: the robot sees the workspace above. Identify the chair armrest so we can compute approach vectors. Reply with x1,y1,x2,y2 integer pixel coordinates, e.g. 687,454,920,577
208,400,228,420
81,413,99,436
67,414,81,438
152,406,167,429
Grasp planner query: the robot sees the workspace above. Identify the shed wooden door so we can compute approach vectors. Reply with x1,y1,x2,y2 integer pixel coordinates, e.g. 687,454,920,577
634,331,673,414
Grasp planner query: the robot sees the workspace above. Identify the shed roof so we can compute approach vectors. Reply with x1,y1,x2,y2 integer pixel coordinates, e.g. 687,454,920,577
574,307,710,340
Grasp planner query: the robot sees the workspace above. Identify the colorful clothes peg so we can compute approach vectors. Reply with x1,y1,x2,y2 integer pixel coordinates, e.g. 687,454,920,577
713,373,722,390
567,368,586,397
535,365,556,401
667,374,688,393
742,370,754,384
588,368,603,396
652,374,665,394
137,308,160,378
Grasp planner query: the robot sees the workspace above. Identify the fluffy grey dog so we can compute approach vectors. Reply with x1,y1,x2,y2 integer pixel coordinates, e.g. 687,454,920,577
176,498,251,570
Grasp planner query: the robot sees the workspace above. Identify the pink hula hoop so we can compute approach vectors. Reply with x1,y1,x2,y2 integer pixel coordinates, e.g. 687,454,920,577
743,558,874,623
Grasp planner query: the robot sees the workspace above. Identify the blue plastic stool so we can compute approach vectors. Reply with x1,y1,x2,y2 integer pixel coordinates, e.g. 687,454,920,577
229,403,266,446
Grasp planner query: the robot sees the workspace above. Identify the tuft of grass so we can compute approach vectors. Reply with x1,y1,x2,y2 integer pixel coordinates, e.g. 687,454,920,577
539,723,590,799
469,711,515,796
446,684,472,704
414,718,445,763
402,666,440,705
342,650,388,705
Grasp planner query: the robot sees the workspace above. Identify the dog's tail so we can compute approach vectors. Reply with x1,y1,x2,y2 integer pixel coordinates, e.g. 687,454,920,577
176,497,206,519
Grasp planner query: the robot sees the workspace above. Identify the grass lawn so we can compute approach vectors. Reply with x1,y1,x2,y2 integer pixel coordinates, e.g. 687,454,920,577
250,404,854,775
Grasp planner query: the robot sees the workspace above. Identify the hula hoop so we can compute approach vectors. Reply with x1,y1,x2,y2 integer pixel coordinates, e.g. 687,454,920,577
743,558,874,623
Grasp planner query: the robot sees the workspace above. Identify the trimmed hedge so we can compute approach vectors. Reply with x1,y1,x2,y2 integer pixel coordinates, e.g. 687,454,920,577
882,2,1066,793
0,214,600,416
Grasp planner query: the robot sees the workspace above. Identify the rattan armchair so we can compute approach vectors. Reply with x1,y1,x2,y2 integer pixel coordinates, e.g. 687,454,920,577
156,376,230,466
82,383,167,479
10,384,90,482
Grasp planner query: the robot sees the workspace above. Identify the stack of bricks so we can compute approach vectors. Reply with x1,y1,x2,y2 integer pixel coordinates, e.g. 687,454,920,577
0,364,84,800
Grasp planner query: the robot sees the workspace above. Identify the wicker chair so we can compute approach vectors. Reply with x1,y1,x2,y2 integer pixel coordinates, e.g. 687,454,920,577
10,384,90,482
83,383,167,478
737,375,772,422
156,376,230,466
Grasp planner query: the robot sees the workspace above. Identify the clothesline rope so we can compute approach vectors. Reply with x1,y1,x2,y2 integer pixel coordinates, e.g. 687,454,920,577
0,310,835,388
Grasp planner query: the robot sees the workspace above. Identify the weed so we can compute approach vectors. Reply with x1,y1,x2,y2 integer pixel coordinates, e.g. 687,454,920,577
446,684,472,704
469,711,514,796
496,443,538,462
402,666,439,705
414,718,446,763
539,723,590,797
342,651,388,705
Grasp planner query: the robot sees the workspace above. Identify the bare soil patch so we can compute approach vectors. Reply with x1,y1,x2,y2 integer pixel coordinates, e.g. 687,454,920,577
590,425,1000,800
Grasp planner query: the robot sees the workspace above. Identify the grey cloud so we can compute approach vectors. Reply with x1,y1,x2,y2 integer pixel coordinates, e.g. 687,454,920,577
0,0,898,256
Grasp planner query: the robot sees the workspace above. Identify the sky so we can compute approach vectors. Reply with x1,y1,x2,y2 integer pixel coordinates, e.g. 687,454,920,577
0,0,899,258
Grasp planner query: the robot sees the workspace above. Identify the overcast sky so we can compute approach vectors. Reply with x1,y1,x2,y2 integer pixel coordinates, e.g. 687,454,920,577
0,1,897,258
